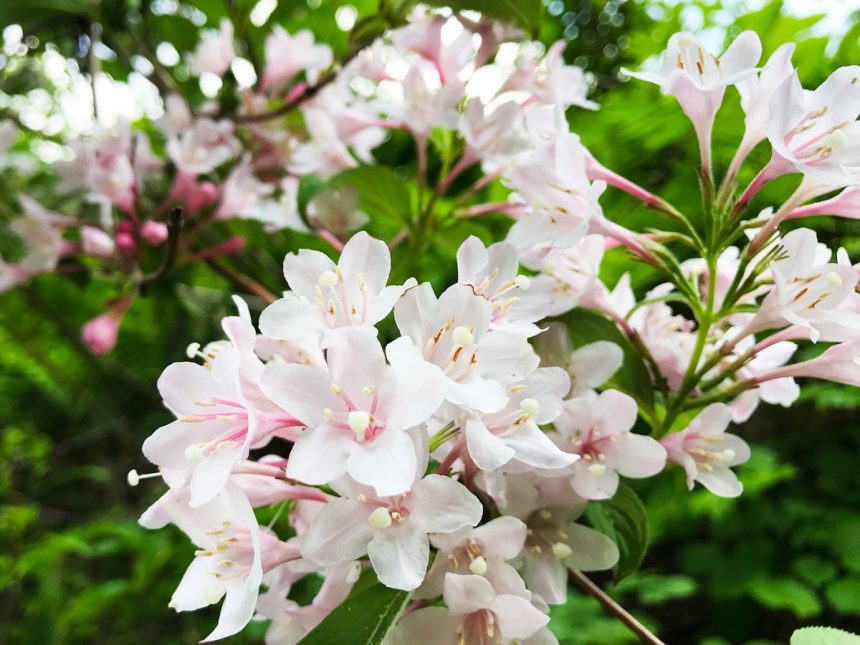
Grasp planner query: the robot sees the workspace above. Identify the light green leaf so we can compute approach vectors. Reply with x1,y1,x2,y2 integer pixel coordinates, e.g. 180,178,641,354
748,578,821,618
301,575,411,645
326,166,412,236
791,627,860,645
586,484,649,583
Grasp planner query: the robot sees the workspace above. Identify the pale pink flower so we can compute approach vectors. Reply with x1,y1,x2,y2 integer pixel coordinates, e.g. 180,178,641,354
728,339,799,422
89,152,137,215
392,282,539,413
524,235,606,317
625,31,761,174
460,368,577,472
390,573,549,644
261,27,333,91
392,13,473,85
755,337,860,388
398,65,464,137
256,561,360,644
532,324,623,398
144,308,304,507
287,107,358,178
460,99,528,171
139,481,300,642
552,389,667,499
499,41,596,110
300,474,482,590
8,196,69,275
505,133,603,254
259,232,414,345
245,177,308,233
167,118,241,175
456,236,552,337
788,186,860,221
747,228,859,342
418,515,529,600
260,328,445,496
766,66,860,188
661,404,751,498
188,19,236,77
215,159,275,220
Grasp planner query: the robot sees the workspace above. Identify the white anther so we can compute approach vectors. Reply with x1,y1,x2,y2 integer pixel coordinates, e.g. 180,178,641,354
357,494,367,503
205,586,225,605
368,507,392,529
185,443,206,464
588,463,607,477
346,561,362,584
826,271,843,286
520,398,540,417
721,448,736,461
330,383,341,394
127,469,140,486
318,270,338,288
452,326,474,347
514,275,530,290
469,555,488,575
552,542,573,559
348,410,370,435
185,342,201,359
677,34,696,48
363,386,374,396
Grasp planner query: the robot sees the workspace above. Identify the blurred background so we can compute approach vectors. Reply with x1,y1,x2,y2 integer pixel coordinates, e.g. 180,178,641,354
2,0,860,642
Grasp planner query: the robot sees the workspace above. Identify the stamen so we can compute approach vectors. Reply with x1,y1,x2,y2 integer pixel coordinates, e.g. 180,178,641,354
185,342,201,359
348,410,370,435
552,542,573,559
368,507,392,529
469,555,488,575
126,469,161,486
452,326,474,347
318,270,338,288
588,463,607,477
520,398,540,417
185,443,206,464
514,275,530,289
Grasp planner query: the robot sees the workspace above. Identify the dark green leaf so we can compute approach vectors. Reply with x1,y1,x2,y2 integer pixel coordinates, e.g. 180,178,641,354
586,484,649,583
302,576,411,645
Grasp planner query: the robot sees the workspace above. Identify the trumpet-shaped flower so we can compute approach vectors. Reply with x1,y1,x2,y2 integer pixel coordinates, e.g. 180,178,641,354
661,404,751,498
552,390,667,499
259,232,414,346
260,327,445,496
393,282,539,413
301,474,482,590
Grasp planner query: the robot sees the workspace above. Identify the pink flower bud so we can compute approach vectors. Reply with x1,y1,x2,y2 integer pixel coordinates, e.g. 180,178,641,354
81,225,116,257
82,299,133,355
139,220,169,245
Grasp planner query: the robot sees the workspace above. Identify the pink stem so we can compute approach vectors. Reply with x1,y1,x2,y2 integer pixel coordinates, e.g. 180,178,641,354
318,229,345,252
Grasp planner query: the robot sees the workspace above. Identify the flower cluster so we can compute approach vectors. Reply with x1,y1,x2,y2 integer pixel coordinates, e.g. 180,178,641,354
6,4,857,642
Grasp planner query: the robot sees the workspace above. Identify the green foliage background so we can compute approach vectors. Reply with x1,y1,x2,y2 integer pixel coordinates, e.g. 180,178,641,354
2,0,860,642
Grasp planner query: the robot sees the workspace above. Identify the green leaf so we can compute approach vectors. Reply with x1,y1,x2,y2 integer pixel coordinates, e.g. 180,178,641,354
748,578,821,618
791,627,860,645
301,576,411,645
422,0,544,36
561,309,655,410
326,166,412,236
586,484,649,583
826,578,860,615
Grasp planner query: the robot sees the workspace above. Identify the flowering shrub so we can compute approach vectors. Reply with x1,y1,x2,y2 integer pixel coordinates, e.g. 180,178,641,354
3,1,860,643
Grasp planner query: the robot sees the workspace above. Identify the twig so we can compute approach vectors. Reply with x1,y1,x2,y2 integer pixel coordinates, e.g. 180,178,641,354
569,571,666,645
138,207,183,295
205,257,278,304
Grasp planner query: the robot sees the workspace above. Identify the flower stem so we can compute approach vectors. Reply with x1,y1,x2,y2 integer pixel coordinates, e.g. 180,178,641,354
569,570,665,645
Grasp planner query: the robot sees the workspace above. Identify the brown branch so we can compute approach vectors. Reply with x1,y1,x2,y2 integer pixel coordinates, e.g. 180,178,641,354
233,48,364,124
205,257,278,304
569,571,666,645
138,207,183,295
